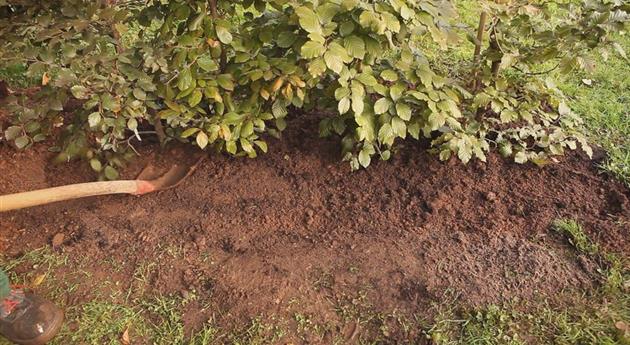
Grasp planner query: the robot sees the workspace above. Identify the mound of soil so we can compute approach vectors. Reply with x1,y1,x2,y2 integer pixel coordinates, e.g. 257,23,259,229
1,114,628,342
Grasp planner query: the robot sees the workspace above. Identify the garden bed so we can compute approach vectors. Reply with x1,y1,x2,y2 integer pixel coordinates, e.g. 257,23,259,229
1,114,628,343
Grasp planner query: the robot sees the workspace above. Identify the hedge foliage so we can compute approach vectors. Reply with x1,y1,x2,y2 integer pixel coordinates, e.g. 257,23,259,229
0,0,628,177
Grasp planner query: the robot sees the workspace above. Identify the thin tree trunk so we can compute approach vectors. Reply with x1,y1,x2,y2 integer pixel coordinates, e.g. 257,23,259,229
473,12,488,61
489,21,502,78
473,11,488,90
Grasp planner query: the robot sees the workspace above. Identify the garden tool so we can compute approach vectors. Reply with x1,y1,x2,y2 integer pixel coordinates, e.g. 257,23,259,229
0,156,205,212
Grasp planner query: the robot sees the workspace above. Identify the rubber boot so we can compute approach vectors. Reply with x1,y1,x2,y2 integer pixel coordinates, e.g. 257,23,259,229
0,290,63,345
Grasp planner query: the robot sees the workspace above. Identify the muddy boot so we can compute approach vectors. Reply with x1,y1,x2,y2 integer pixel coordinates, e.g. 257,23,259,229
0,290,64,345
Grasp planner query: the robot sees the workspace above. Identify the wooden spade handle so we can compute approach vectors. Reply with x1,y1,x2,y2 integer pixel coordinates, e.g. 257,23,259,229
0,180,149,212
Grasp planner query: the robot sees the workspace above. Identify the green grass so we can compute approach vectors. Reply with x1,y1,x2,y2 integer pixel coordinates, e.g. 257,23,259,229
552,219,600,255
1,219,629,344
556,34,630,185
553,218,628,292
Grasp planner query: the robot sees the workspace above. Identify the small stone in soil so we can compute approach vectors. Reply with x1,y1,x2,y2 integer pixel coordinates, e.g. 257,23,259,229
485,192,497,202
51,233,65,248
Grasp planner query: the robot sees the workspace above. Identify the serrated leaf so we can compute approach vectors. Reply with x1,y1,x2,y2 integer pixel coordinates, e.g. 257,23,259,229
272,100,288,118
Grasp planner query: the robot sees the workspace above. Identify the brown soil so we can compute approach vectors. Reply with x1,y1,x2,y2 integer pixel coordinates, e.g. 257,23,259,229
1,114,629,343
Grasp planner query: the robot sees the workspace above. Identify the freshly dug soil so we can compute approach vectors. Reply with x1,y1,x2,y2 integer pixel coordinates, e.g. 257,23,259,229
1,114,629,342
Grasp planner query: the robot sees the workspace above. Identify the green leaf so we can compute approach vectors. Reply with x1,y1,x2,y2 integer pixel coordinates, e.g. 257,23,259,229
226,140,237,154
396,103,412,121
217,74,234,91
254,140,268,153
344,35,365,59
358,148,371,168
101,94,121,112
374,98,392,114
301,40,326,59
71,85,89,99
390,84,405,101
90,159,102,172
277,31,297,48
4,126,21,140
351,81,365,115
272,100,288,118
392,117,406,138
308,58,327,77
177,68,193,91
324,42,351,74
188,89,203,107
181,128,200,138
338,97,351,115
240,138,254,153
133,88,146,101
196,131,209,149
324,50,344,74
356,73,378,86
216,25,233,44
197,55,218,72
276,118,287,131
335,87,351,100
380,69,398,82
127,118,138,131
104,166,119,180
88,112,101,127
514,151,527,164
295,6,321,34
339,21,355,36
14,136,29,149
241,121,254,137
